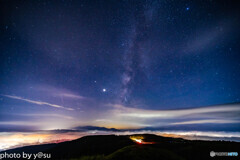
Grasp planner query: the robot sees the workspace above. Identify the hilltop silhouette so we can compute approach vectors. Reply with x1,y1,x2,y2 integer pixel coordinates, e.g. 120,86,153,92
2,134,240,160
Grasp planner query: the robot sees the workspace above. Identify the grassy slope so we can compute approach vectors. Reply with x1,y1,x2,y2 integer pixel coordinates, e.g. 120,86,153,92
105,145,185,160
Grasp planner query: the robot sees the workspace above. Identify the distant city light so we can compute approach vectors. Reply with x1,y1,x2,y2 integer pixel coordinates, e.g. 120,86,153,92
130,136,144,144
135,139,142,144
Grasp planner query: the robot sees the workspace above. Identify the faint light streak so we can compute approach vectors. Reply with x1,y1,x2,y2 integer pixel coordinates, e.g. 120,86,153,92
2,95,74,111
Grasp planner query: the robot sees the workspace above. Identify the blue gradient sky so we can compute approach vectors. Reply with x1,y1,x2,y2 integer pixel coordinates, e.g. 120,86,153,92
0,0,240,133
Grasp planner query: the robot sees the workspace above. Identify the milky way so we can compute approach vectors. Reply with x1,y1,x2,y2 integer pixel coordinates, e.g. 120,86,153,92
121,1,156,104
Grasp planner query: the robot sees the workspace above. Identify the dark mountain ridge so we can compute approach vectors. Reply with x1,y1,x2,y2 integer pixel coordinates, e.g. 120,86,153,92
1,134,240,160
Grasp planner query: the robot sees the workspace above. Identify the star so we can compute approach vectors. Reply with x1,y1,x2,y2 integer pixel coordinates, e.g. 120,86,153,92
186,7,190,11
102,88,106,92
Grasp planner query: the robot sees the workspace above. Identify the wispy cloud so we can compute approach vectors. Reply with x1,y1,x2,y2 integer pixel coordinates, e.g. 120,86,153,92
32,85,87,100
171,119,240,125
15,113,75,120
58,93,85,99
109,104,240,119
2,95,74,111
100,103,240,128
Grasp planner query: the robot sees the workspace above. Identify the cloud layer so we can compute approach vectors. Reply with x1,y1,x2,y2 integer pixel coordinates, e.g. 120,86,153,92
93,103,240,129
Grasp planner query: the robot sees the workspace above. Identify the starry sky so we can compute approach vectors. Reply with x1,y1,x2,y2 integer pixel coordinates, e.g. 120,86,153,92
0,0,240,132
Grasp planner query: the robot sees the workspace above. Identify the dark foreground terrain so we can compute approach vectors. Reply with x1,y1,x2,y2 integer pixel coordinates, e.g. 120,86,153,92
2,134,240,160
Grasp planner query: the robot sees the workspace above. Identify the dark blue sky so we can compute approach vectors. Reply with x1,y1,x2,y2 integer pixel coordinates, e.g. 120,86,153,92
0,0,240,131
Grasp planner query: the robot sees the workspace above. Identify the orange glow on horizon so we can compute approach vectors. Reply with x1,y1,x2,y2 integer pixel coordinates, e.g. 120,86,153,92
0,132,82,151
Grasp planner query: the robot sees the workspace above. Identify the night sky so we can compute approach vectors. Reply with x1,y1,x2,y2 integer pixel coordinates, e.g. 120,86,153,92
0,0,240,133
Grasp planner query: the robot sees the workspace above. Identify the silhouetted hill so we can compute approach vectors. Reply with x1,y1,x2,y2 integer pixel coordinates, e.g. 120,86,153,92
104,145,185,160
74,126,119,132
48,135,134,159
2,134,240,160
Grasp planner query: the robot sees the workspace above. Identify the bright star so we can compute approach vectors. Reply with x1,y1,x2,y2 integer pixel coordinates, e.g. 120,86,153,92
102,88,106,92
